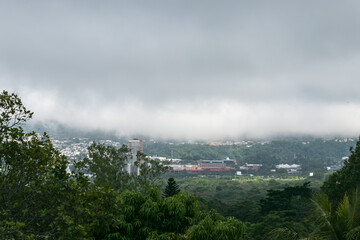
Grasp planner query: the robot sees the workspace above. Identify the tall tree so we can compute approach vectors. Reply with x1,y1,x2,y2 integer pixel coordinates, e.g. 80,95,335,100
321,138,360,205
81,142,169,193
163,178,181,198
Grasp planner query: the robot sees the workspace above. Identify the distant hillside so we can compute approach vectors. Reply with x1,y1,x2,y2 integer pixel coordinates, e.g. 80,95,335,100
143,138,356,169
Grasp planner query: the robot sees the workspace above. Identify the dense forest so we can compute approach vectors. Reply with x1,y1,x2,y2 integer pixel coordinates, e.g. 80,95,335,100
2,90,360,240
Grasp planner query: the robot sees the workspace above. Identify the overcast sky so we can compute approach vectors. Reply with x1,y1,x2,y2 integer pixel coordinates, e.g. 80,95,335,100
1,1,360,140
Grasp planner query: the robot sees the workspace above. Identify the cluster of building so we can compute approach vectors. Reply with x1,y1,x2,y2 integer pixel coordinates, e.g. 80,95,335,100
51,138,123,161
52,137,144,176
235,163,302,175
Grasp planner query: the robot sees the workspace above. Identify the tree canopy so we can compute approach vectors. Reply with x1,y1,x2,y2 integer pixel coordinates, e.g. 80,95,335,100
321,138,360,205
163,178,181,198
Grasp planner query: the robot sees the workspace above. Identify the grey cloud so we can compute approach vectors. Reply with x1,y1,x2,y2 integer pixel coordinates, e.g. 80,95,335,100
1,1,360,139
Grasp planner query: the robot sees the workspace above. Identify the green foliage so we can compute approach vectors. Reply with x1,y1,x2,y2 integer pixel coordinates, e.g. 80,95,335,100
82,142,130,190
146,232,187,240
81,142,169,193
180,177,322,239
238,182,314,239
186,210,246,240
260,182,313,216
321,138,360,205
177,177,317,204
269,228,304,240
104,188,199,240
270,189,360,240
223,200,261,223
0,90,33,136
164,178,181,198
135,151,170,192
269,228,325,240
247,214,310,240
310,189,360,240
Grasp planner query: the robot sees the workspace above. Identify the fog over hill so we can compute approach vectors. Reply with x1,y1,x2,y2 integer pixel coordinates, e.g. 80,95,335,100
2,1,360,140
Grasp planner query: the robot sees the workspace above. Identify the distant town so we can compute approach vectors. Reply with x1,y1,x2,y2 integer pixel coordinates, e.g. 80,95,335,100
51,136,353,177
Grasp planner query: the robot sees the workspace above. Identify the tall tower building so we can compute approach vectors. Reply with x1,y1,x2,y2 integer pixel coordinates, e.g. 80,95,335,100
127,138,143,175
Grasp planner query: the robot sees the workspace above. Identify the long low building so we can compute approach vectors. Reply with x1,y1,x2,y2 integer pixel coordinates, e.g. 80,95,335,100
168,161,234,172
168,164,203,172
200,162,226,169
275,164,301,174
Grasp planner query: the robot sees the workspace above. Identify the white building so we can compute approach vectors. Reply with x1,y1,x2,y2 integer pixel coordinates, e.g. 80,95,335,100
148,156,182,163
127,138,143,175
275,164,301,174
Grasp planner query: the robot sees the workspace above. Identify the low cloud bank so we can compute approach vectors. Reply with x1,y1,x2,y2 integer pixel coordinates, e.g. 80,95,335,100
19,89,360,140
